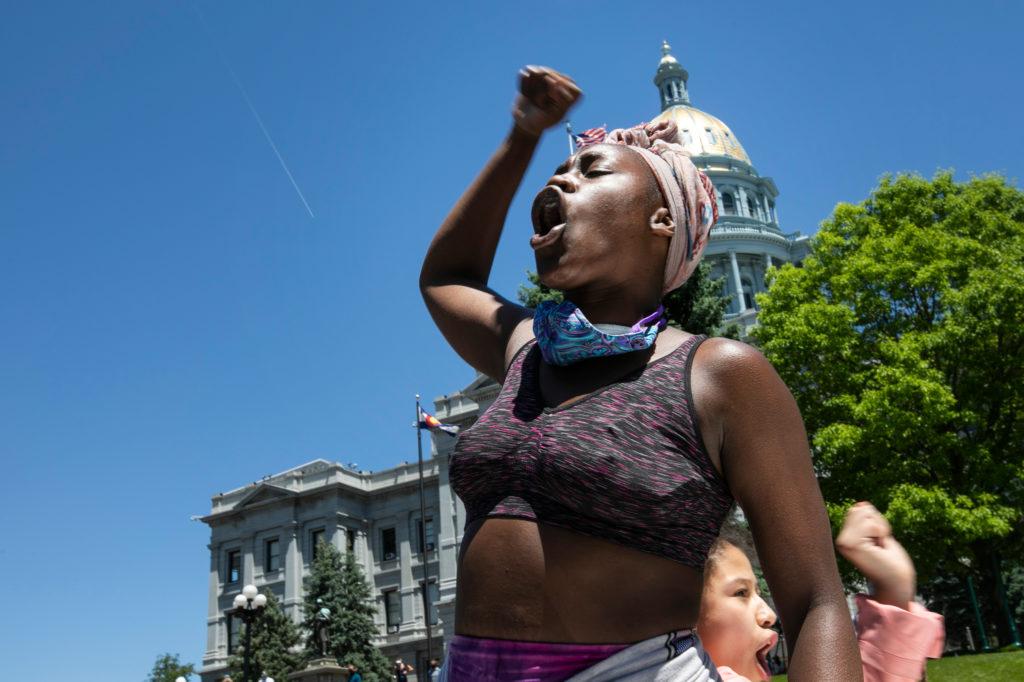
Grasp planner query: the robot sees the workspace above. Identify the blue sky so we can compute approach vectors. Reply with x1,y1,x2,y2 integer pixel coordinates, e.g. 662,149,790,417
2,1,1022,679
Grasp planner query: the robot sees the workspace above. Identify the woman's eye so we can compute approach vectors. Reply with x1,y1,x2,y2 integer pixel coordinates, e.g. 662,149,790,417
733,589,749,598
586,169,610,177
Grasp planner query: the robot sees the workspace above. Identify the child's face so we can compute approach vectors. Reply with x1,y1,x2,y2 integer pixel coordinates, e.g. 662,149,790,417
697,544,778,681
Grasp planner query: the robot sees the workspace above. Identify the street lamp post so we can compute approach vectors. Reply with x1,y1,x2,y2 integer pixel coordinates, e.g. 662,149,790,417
233,584,268,682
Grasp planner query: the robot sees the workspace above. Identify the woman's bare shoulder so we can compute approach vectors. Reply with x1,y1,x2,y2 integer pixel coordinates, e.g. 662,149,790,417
692,336,775,387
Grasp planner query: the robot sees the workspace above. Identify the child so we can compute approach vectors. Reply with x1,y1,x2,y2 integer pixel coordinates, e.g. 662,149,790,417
698,502,945,681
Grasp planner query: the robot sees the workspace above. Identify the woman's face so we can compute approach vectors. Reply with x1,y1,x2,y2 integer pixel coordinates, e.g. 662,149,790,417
697,544,778,681
530,144,667,295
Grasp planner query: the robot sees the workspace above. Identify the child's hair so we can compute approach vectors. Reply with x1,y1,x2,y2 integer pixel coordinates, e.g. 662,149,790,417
704,512,757,580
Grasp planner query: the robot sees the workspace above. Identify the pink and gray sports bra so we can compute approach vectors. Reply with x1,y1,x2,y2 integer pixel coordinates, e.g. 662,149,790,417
449,334,733,569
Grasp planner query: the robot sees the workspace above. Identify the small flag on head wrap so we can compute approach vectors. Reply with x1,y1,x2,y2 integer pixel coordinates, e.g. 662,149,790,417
419,409,460,436
574,126,607,149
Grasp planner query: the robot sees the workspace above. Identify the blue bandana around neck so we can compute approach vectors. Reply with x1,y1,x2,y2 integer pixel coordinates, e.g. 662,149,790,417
533,300,667,366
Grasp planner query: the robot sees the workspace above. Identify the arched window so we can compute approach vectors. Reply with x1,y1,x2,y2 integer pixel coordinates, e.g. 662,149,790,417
705,127,717,144
681,128,693,145
747,196,758,220
721,192,736,215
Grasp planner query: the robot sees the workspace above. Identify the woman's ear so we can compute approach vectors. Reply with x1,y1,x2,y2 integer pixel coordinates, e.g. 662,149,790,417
649,207,675,238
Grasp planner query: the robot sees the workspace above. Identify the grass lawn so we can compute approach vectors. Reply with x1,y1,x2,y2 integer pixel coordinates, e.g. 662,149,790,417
769,650,1024,681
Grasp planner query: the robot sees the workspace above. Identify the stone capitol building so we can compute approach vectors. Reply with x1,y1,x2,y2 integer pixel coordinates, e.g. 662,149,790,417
197,43,808,682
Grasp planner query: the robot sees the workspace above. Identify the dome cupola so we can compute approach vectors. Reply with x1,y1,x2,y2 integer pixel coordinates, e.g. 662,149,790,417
654,40,690,108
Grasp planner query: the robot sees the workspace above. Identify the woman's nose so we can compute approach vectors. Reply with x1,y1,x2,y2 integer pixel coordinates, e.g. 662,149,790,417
548,173,577,193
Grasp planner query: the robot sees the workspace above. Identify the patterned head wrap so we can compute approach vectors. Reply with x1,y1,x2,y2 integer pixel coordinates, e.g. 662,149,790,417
577,120,718,294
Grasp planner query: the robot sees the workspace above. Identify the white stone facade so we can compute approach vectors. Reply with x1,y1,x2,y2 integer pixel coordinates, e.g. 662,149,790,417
198,376,497,682
200,457,446,681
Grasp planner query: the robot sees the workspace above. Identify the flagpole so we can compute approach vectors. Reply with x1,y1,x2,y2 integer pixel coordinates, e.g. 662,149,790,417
565,121,575,155
414,394,434,665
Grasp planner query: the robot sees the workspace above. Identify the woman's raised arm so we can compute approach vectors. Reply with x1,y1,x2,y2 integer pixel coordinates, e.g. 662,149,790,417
419,67,580,381
694,338,863,681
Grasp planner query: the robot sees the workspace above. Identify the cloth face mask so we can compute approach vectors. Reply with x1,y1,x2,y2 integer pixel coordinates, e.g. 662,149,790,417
533,300,667,366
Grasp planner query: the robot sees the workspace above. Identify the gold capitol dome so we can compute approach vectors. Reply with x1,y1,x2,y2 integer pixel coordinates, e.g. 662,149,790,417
650,41,752,165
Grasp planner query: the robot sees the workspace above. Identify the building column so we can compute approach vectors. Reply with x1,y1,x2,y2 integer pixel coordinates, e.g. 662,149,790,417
729,250,745,312
736,186,749,217
398,516,415,627
243,534,256,586
714,188,724,215
761,195,771,225
205,542,220,661
765,253,773,269
283,521,301,617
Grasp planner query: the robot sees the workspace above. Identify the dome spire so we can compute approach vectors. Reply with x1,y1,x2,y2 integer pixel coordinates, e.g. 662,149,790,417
653,40,690,110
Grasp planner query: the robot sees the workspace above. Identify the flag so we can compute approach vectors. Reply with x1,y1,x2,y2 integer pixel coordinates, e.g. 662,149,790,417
419,409,460,437
574,126,607,149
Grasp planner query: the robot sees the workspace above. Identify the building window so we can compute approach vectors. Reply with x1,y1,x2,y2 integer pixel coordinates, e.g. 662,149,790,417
384,589,402,633
680,128,693,145
346,528,356,553
227,550,241,584
310,528,325,559
381,527,397,561
226,614,240,654
420,581,440,625
265,538,280,572
416,517,435,553
742,279,755,311
722,192,736,216
705,127,717,144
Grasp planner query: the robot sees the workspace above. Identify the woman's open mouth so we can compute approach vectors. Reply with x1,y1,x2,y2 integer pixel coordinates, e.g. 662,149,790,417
530,186,567,250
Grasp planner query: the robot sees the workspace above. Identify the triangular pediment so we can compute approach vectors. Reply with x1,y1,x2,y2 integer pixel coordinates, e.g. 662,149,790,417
235,483,297,509
463,371,499,394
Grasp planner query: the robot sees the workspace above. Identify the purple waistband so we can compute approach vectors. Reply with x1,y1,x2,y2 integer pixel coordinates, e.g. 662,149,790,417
445,634,629,681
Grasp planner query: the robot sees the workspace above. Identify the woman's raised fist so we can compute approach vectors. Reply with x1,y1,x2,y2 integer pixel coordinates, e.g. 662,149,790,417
512,66,582,138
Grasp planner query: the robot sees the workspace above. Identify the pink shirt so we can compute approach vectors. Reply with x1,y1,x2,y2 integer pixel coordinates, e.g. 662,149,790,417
715,595,945,682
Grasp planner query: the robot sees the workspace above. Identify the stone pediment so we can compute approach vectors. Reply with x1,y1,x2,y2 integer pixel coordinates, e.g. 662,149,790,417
463,371,499,395
234,483,297,509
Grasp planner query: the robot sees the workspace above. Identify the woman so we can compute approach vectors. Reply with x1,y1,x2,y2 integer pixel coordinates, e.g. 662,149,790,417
419,66,860,680
699,503,944,681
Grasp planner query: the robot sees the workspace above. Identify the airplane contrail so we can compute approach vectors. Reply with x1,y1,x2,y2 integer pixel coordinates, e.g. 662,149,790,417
190,3,315,219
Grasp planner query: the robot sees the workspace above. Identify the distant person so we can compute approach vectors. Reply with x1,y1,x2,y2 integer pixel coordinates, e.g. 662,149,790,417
421,62,858,680
697,502,944,681
393,658,412,682
345,663,361,682
427,659,441,682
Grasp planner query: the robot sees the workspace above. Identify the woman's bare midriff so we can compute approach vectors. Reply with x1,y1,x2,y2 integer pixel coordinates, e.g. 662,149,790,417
454,517,704,644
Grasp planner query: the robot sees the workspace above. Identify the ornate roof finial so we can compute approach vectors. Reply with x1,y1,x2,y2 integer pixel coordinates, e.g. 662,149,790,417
653,39,689,110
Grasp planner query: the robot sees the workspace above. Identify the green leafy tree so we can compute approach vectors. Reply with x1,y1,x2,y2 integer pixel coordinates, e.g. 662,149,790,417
517,260,739,337
146,653,194,682
754,171,1024,644
229,590,302,681
302,541,390,680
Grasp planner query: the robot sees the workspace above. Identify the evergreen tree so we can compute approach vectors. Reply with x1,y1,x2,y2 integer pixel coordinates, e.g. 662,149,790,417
228,590,302,681
754,171,1024,644
302,541,391,681
517,260,739,338
146,653,194,682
